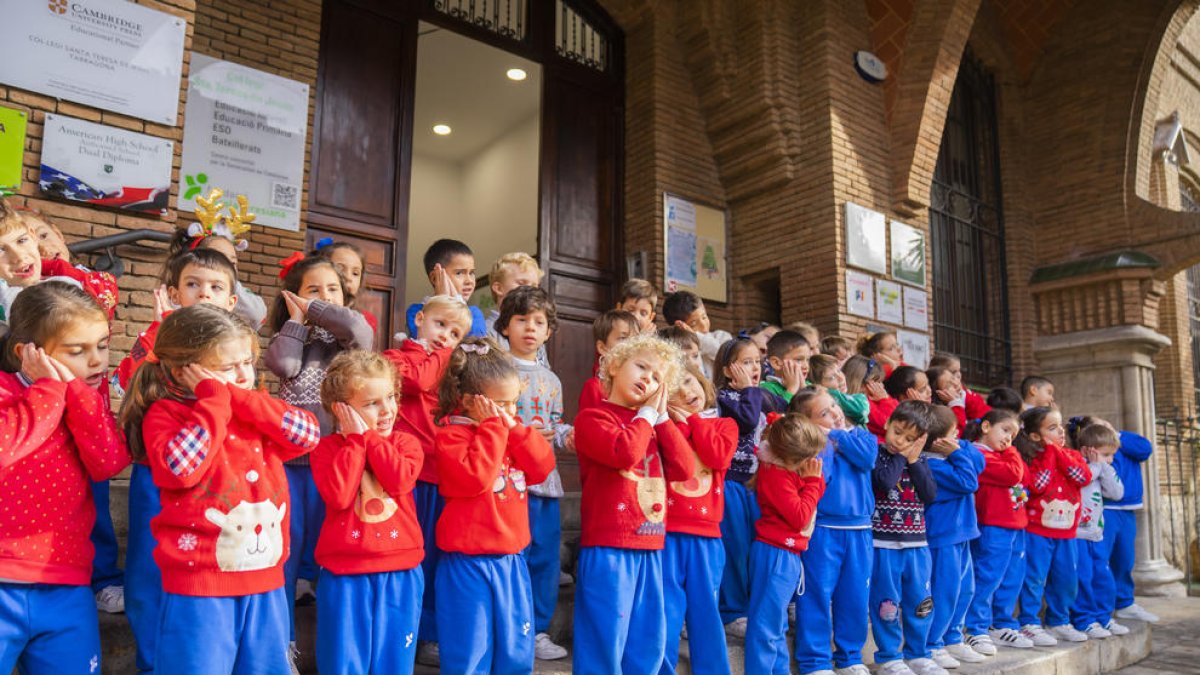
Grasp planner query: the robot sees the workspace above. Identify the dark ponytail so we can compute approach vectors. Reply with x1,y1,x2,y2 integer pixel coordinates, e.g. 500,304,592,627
1014,406,1054,461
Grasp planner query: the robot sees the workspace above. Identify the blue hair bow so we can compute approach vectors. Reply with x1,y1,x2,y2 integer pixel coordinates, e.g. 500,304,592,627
315,236,334,251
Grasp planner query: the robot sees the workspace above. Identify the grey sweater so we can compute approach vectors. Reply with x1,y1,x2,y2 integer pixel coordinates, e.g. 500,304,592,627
513,357,570,497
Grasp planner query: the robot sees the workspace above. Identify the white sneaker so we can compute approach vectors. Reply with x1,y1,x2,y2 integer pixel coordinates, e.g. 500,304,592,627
945,642,987,663
1047,624,1088,642
95,585,124,614
559,570,573,586
833,666,870,675
294,578,316,605
534,633,568,660
907,658,950,675
878,661,916,675
964,633,998,655
1083,622,1112,639
1020,624,1058,646
724,617,748,638
416,641,440,666
988,627,1034,649
931,648,960,669
1115,603,1160,623
1106,619,1131,635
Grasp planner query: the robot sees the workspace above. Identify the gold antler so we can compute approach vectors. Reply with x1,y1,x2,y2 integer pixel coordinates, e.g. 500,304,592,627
193,188,225,232
225,194,256,237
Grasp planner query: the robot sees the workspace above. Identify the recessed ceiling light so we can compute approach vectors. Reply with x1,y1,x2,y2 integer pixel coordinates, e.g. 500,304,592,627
432,124,452,136
506,68,527,81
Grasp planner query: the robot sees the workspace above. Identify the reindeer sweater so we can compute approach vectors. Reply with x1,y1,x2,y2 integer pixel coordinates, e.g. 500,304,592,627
665,412,738,538
1023,443,1092,539
143,381,319,596
385,340,453,484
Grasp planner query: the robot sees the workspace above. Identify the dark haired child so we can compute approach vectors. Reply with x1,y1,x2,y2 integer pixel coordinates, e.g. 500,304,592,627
578,309,637,411
311,237,379,333
663,289,732,378
858,331,904,377
868,365,932,442
985,387,1023,414
811,353,869,426
405,238,487,338
485,252,546,365
1100,426,1158,624
617,278,659,334
870,401,943,675
1067,422,1125,639
744,322,780,355
659,325,703,372
925,366,969,435
163,218,267,329
927,352,990,422
495,286,573,660
759,330,809,403
1020,376,1055,410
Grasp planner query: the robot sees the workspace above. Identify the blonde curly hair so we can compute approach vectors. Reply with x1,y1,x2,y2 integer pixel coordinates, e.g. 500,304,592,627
599,333,683,400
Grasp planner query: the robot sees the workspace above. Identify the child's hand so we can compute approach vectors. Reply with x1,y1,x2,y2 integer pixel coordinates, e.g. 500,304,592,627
333,402,370,435
673,320,696,334
153,284,172,322
798,457,823,478
729,363,753,390
780,359,804,394
531,421,556,443
175,364,221,392
930,437,958,456
20,344,60,382
667,404,691,424
1081,446,1102,464
864,380,888,401
902,435,928,463
432,264,458,299
46,355,76,383
652,381,669,417
936,381,964,406
876,352,899,368
282,291,310,324
564,428,576,452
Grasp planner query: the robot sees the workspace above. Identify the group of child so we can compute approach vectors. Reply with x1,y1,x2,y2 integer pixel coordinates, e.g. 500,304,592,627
0,194,1160,675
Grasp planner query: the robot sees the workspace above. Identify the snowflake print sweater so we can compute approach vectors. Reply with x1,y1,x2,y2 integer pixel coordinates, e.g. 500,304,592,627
1024,444,1091,539
435,416,555,555
974,444,1029,530
666,412,737,538
385,339,453,484
754,445,827,553
574,401,695,550
871,445,937,548
0,374,129,585
717,386,788,484
143,380,319,596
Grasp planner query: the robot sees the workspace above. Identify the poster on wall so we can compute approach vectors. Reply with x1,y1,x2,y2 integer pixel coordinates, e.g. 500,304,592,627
876,279,904,324
0,107,28,194
846,269,874,318
39,114,172,214
902,287,928,331
890,220,927,286
898,329,930,369
845,202,887,274
179,55,309,231
663,193,728,302
0,0,186,125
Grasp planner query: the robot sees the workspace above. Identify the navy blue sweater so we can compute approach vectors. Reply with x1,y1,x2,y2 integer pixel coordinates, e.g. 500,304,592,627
717,386,788,483
871,446,938,547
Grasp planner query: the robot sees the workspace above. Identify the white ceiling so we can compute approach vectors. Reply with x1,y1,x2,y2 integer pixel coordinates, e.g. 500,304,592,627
412,23,542,162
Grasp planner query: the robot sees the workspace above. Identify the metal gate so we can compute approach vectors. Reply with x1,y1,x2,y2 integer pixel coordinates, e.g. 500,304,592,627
1155,414,1200,594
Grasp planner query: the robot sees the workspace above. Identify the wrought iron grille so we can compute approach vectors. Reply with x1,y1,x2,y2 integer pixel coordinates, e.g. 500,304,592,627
555,0,608,71
432,0,527,40
1182,180,1200,411
929,50,1012,387
1156,415,1200,594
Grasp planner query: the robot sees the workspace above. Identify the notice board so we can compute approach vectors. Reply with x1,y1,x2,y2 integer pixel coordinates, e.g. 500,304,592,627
663,193,728,303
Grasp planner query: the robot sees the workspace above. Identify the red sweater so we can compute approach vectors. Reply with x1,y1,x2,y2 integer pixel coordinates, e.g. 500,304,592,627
311,430,425,575
116,318,163,390
143,381,319,596
435,417,555,555
42,259,118,320
0,374,129,585
867,397,899,441
964,390,991,422
754,448,827,553
1024,443,1092,539
666,415,737,538
578,376,604,412
574,401,695,550
385,340,452,483
975,444,1028,529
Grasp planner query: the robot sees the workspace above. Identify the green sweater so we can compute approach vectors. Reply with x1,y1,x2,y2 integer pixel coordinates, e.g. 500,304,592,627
760,378,793,403
831,388,870,426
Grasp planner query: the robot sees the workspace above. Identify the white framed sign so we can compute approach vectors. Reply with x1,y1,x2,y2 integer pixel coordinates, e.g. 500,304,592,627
898,330,930,369
845,202,887,274
0,0,186,124
876,279,904,325
890,220,927,287
39,114,173,214
846,270,874,318
902,287,929,331
179,55,310,231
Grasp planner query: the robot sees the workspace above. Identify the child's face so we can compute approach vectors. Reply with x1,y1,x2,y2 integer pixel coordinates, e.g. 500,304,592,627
832,346,851,368
880,335,903,363
934,370,955,393
723,344,763,386
169,263,237,311
817,366,846,392
202,236,239,270
328,247,363,296
769,345,811,382
804,392,845,431
414,307,469,351
29,217,70,263
491,264,539,304
884,420,923,454
608,350,665,408
1032,410,1066,447
1027,383,1055,408
41,317,110,389
299,266,345,306
197,336,256,390
683,305,711,333
670,372,707,415
906,372,932,402
465,374,521,422
680,342,703,371
596,320,634,356
344,376,398,436
1095,444,1118,464
437,254,476,298
979,418,1019,450
618,298,656,333
0,226,41,287
944,358,963,382
502,309,551,359
750,326,778,352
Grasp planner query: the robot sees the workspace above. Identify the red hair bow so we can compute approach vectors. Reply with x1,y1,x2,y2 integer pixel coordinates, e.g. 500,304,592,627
279,252,305,279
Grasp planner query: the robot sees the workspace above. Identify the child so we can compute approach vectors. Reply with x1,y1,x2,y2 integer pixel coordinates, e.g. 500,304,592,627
785,321,821,352
572,334,694,672
617,278,658,334
986,387,1023,414
1020,376,1055,410
744,322,780,354
312,237,379,333
859,331,904,376
265,253,374,627
925,366,967,432
759,330,809,403
1067,421,1125,639
1015,406,1091,646
923,406,987,668
810,353,869,426
385,294,474,666
868,366,933,441
960,409,1031,653
0,282,130,674
1099,424,1158,624
24,206,70,262
821,335,855,367
494,286,573,660
124,304,320,672
662,363,738,675
928,352,990,421
714,337,789,636
405,238,487,338
658,325,703,372
788,387,879,675
578,309,637,411
311,351,424,674
485,252,546,363
663,289,732,377
843,353,886,401
744,414,827,674
870,400,943,675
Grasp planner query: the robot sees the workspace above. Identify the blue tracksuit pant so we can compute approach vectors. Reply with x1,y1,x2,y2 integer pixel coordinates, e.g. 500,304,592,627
283,465,324,640
90,479,123,592
1071,539,1115,631
870,546,934,663
525,494,560,634
661,533,729,675
794,526,873,672
413,480,444,643
0,584,101,675
317,568,423,675
1102,509,1138,610
125,464,162,672
435,552,534,675
155,588,290,675
928,542,974,649
965,526,1024,634
574,547,666,674
1019,533,1077,627
745,541,801,675
718,479,759,623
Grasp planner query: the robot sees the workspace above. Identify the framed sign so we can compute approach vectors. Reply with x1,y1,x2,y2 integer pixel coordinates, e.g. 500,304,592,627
0,107,28,194
890,220,927,286
876,279,904,325
180,55,310,231
846,270,874,318
845,202,887,274
664,193,728,302
39,114,173,215
898,329,930,369
0,0,186,124
902,287,929,331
